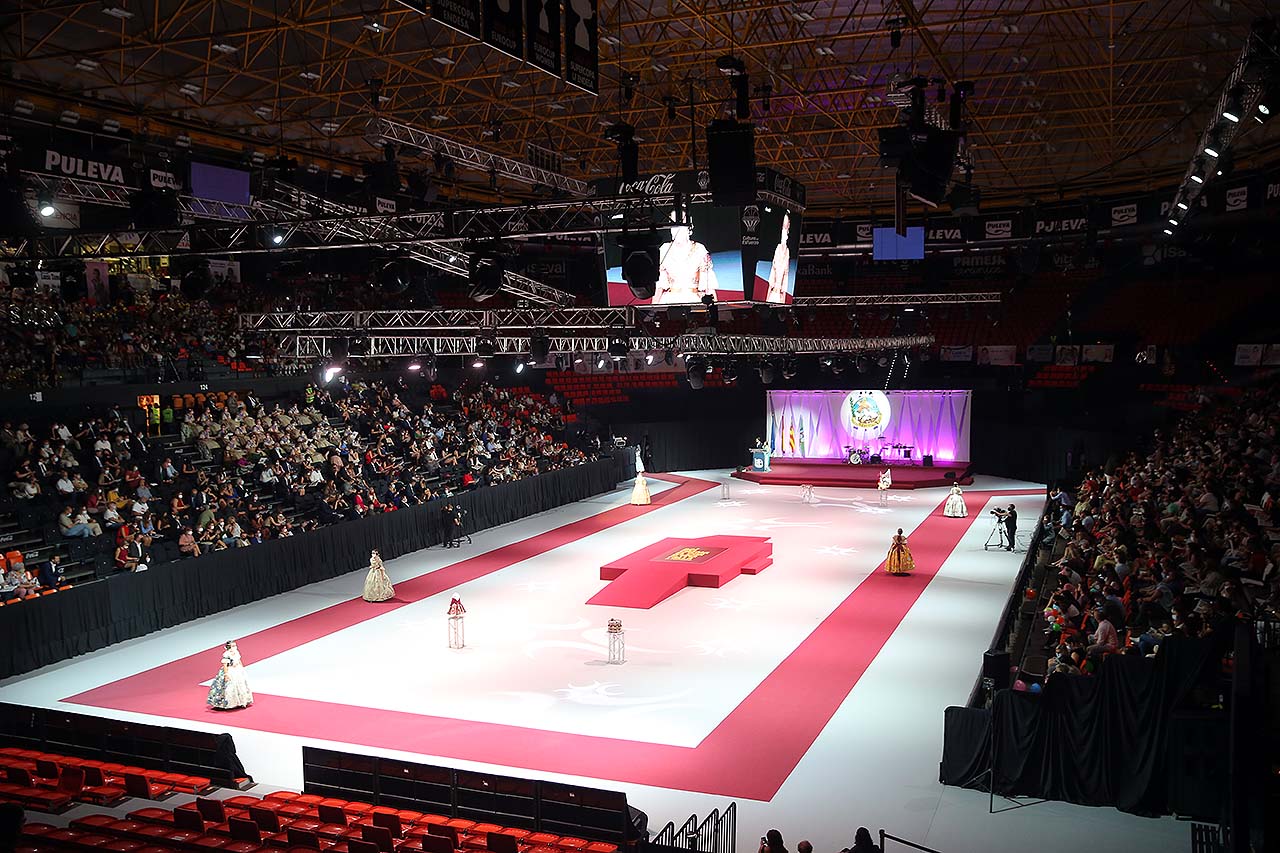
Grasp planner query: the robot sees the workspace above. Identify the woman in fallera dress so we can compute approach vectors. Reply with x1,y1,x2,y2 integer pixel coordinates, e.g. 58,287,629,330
630,447,651,506
943,483,967,518
207,641,253,710
885,528,915,575
362,548,395,602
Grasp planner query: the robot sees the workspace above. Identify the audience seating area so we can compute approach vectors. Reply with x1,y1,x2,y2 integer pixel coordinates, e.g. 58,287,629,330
0,746,212,815
1026,364,1097,389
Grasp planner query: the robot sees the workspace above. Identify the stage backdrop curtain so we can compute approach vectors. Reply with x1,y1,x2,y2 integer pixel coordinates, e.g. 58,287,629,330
764,390,971,462
942,636,1225,818
0,452,634,680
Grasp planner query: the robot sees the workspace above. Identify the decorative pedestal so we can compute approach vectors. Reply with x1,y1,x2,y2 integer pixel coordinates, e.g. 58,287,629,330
878,489,889,506
607,618,625,664
448,615,465,649
607,630,626,665
800,484,816,504
719,483,732,502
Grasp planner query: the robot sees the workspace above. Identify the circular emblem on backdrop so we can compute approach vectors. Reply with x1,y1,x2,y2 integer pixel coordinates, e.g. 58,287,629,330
841,390,892,436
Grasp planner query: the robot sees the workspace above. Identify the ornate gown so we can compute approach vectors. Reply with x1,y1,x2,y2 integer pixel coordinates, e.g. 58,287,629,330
362,551,395,602
630,447,651,506
885,534,915,575
207,646,253,710
943,485,968,518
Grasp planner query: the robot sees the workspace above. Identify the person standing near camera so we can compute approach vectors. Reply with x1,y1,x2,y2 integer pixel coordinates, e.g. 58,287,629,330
1002,504,1018,551
442,503,464,549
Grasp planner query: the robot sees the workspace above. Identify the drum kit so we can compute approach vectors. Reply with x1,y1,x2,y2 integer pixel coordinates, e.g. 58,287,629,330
845,442,914,465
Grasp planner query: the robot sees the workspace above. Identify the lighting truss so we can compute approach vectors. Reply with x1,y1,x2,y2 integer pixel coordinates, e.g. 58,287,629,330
275,332,935,359
239,307,632,332
792,292,1001,307
259,183,576,306
372,117,591,197
21,171,259,223
1170,20,1278,223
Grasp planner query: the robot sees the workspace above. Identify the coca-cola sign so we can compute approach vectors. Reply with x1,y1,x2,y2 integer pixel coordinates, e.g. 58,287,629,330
617,173,676,195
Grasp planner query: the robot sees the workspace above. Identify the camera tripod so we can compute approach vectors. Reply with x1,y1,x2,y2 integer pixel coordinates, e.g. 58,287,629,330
984,518,1012,551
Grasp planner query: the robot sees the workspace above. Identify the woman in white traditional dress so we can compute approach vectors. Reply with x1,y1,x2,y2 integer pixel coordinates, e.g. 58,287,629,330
630,447,651,506
207,641,253,710
362,548,395,602
943,483,967,518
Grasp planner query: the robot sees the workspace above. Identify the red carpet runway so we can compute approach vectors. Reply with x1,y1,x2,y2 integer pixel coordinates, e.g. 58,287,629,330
66,475,1035,801
732,459,974,489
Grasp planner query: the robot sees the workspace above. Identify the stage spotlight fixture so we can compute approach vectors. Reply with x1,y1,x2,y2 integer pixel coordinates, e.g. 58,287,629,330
468,251,505,301
1189,159,1206,183
877,355,890,368
607,333,629,361
407,359,422,372
573,352,584,365
831,358,846,375
820,355,833,367
1162,227,1174,236
663,95,678,120
270,229,285,245
1222,86,1244,123
782,358,798,380
471,356,486,369
179,260,214,299
346,336,369,357
701,294,719,328
1203,129,1223,159
664,349,675,366
1168,216,1180,226
645,352,655,365
475,334,497,359
323,364,345,384
37,192,56,217
1257,78,1275,122
619,232,660,300
376,259,407,294
856,356,871,374
515,361,526,375
1176,199,1189,211
685,355,707,389
530,332,551,364
759,361,776,385
596,355,607,369
722,361,739,383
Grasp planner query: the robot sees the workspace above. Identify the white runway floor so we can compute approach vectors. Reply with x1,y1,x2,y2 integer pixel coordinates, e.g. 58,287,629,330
0,471,1190,853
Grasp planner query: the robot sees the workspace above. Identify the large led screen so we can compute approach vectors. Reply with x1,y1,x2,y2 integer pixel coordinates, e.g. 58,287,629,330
751,207,801,304
604,203,746,306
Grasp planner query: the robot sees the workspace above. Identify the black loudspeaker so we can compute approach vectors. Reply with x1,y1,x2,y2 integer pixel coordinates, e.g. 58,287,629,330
705,120,756,206
983,649,1011,691
922,454,934,467
868,454,882,464
944,470,957,481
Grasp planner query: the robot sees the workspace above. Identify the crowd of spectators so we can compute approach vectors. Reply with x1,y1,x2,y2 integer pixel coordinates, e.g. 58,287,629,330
1,375,594,597
1036,382,1280,679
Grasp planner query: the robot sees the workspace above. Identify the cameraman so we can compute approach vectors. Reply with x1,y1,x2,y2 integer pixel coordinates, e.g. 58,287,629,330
442,502,465,549
992,504,1018,551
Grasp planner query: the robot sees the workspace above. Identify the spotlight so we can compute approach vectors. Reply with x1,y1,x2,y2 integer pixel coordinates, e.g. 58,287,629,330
607,333,629,361
471,357,486,369
1189,159,1206,184
856,356,871,374
37,193,56,218
1175,199,1189,211
573,353,584,365
515,361,526,375
407,359,422,372
468,251,505,301
685,355,706,389
179,260,214,299
1162,227,1174,236
377,259,407,293
645,352,655,365
702,293,719,328
1257,78,1276,123
781,358,798,380
619,232,660,300
1168,217,1179,226
530,332,551,363
877,355,890,368
759,361,776,385
1203,130,1223,159
722,361,739,383
596,355,607,369
270,228,285,245
1222,86,1244,123
664,349,674,366
475,334,497,359
323,364,344,384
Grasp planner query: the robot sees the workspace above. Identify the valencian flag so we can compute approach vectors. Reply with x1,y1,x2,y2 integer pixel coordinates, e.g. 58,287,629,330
788,419,796,453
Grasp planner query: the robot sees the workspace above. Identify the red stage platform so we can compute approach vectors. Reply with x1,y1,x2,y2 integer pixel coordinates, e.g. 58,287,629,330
731,460,973,490
589,535,773,609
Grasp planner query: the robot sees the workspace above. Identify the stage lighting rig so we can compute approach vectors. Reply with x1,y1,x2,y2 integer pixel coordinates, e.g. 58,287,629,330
685,355,707,389
605,122,639,181
530,331,552,364
607,329,630,361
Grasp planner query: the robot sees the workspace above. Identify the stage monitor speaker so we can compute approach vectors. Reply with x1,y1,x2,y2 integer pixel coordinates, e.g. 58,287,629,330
983,649,1011,691
922,454,934,467
869,454,882,464
706,120,756,206
944,470,957,481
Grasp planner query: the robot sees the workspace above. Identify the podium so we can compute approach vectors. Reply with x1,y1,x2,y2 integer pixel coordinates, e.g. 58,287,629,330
750,449,771,472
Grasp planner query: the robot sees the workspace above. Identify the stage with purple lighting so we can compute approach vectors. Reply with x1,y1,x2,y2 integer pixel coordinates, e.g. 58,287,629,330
734,389,973,489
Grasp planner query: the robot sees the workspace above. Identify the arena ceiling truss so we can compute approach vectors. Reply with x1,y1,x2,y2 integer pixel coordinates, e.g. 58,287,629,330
6,0,1279,215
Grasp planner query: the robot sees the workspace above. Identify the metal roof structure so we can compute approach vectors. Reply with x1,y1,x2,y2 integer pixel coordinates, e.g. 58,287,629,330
7,0,1278,214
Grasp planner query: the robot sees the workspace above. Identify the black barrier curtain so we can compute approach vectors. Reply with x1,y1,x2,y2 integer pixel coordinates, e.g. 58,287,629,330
611,419,760,473
0,452,634,680
941,636,1224,818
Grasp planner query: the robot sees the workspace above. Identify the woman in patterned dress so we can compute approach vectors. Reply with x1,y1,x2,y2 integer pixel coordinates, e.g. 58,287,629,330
885,528,915,575
362,549,395,602
207,641,253,710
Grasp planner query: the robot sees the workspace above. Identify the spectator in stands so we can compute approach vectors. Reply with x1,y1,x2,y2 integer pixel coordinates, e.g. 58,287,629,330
842,828,880,853
758,830,787,853
59,505,101,538
1,561,38,600
38,554,66,589
178,528,201,558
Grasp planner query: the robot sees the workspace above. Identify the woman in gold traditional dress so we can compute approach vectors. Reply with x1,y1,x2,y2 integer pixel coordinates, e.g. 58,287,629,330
885,527,915,575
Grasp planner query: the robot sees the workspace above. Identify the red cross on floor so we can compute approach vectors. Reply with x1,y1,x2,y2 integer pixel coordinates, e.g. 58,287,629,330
587,535,773,609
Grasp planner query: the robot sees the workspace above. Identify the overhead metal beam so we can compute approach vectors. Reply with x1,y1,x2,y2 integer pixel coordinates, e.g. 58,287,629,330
372,117,592,197
793,293,1001,307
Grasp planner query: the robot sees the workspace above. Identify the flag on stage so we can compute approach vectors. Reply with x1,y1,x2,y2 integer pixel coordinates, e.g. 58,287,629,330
769,412,777,453
788,420,796,453
798,421,806,457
